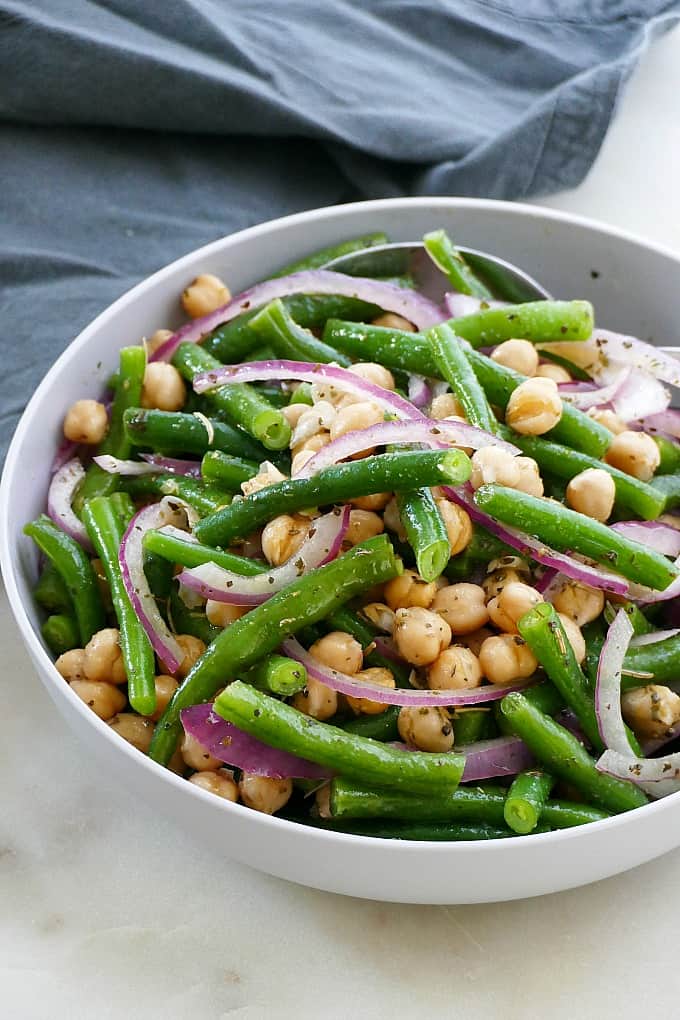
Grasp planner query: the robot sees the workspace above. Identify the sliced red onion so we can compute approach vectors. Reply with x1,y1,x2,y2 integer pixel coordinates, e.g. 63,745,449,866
611,368,670,422
443,485,629,595
611,521,680,558
540,329,680,390
407,374,431,408
119,496,196,672
629,629,680,648
47,457,93,551
94,454,202,477
181,704,333,780
371,636,404,665
558,369,631,411
459,735,534,781
140,453,202,477
152,270,445,362
281,638,534,706
193,359,423,420
294,418,519,479
178,507,350,605
596,748,680,793
534,568,558,596
595,609,634,754
444,293,506,318
51,437,80,475
634,408,680,439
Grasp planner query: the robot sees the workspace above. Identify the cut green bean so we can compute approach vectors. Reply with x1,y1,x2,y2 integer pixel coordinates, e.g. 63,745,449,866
650,473,680,512
271,232,389,277
41,614,80,656
396,487,450,581
428,323,497,432
338,707,401,742
288,382,314,406
248,299,351,365
504,770,555,834
123,407,267,463
82,497,156,716
194,448,471,548
475,484,678,591
622,631,680,689
423,229,493,299
24,516,106,645
33,564,73,616
654,437,680,476
143,527,265,575
242,655,307,697
122,473,229,516
215,682,464,794
200,450,259,492
498,692,647,813
150,535,402,764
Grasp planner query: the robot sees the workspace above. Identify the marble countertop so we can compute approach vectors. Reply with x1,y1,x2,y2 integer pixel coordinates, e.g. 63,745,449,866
4,24,680,1020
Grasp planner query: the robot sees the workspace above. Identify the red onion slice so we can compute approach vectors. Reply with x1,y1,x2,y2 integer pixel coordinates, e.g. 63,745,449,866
51,438,80,475
119,496,196,672
611,368,670,422
193,359,423,420
295,418,518,479
140,454,202,477
178,507,350,605
47,457,93,551
597,748,680,794
281,638,534,706
634,408,680,440
558,369,631,411
540,329,680,390
94,454,202,478
459,735,534,781
595,609,634,754
611,521,680,559
629,629,680,647
152,270,445,363
181,704,333,780
407,374,431,408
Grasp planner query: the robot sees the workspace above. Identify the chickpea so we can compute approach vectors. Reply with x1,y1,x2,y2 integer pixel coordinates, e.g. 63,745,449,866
470,447,521,490
429,392,465,420
108,713,154,753
431,583,488,635
587,407,627,434
141,362,186,411
487,581,543,632
345,509,384,546
435,499,473,556
55,648,86,682
384,568,437,611
83,628,126,684
383,497,407,540
478,634,537,686
482,567,523,602
505,377,562,435
622,684,680,740
239,773,293,814
241,460,287,497
189,769,239,801
309,632,363,674
558,613,586,664
181,273,230,318
292,678,338,720
291,404,335,451
329,401,384,454
605,430,660,482
144,328,173,357
63,399,108,445
70,680,126,719
427,645,482,690
514,457,544,497
398,705,454,752
535,362,572,383
361,602,395,634
261,513,310,565
349,362,395,390
205,600,247,628
351,491,392,512
553,580,604,627
371,312,416,332
566,468,615,522
491,339,539,377
148,674,179,721
394,607,451,666
282,402,307,429
463,627,494,657
346,667,396,715
175,634,206,679
181,731,221,771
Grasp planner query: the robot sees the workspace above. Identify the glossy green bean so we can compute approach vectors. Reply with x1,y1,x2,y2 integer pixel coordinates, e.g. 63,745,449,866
621,631,680,690
428,323,497,432
122,473,229,515
200,451,259,492
650,473,680,512
142,527,265,575
503,770,555,835
123,407,267,462
41,614,80,656
452,708,496,745
242,655,307,697
396,486,450,581
271,232,389,277
248,298,351,365
423,229,493,299
33,563,73,615
337,707,401,742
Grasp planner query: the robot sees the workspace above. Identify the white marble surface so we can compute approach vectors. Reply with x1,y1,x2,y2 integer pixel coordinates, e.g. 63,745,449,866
4,24,680,1019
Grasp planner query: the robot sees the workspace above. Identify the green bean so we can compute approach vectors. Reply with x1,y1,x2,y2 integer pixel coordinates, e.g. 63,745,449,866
474,484,678,591
498,693,647,812
324,319,610,457
82,497,156,716
654,437,680,476
452,708,495,745
41,614,80,656
215,682,464,794
337,707,401,742
24,516,106,645
621,632,680,690
150,534,401,764
243,344,277,363
396,487,450,581
200,450,259,492
203,294,382,364
144,551,175,600
650,473,680,512
75,346,146,509
303,818,515,840
271,232,389,277
143,527,265,575
503,430,665,520
123,407,267,463
459,300,594,347
520,681,565,717
518,602,603,751
109,491,136,529
423,229,493,299
122,473,229,516
172,342,291,451
604,600,653,636
324,607,410,683
504,770,555,835
428,323,497,432
288,382,314,406
248,299,351,365
242,655,307,697
167,590,220,646
194,448,471,548
33,564,73,615
443,526,511,581
538,349,591,381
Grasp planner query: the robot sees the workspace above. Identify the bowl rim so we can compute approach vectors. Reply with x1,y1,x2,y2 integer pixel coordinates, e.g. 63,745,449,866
2,194,679,856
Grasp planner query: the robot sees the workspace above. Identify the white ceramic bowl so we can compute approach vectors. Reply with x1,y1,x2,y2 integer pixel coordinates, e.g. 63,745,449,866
3,197,680,905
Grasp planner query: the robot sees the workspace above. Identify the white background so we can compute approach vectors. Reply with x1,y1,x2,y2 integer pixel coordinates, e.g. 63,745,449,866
3,24,680,1020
